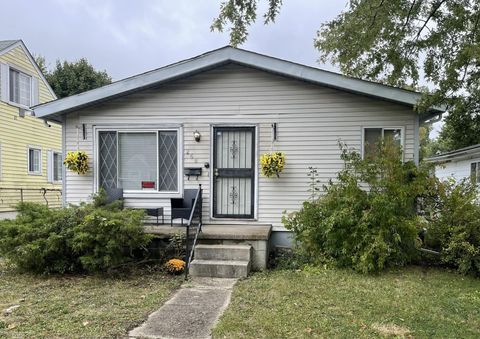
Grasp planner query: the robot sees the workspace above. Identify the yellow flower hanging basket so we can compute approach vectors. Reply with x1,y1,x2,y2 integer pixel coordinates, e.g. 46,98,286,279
260,151,285,178
64,151,89,175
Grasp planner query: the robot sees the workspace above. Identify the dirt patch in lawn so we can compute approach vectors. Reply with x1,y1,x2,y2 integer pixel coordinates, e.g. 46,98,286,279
0,262,181,338
371,323,411,337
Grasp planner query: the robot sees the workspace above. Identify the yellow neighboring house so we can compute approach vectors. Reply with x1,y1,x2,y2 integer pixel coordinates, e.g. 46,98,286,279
0,40,61,216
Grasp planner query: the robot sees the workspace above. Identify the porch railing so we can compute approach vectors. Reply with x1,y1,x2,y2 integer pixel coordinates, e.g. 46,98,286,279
0,187,62,212
185,184,202,280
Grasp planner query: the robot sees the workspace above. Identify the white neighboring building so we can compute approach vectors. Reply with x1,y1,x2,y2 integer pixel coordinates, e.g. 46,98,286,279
426,144,480,183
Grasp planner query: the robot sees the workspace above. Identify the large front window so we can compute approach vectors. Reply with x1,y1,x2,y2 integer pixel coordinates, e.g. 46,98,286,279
98,130,179,192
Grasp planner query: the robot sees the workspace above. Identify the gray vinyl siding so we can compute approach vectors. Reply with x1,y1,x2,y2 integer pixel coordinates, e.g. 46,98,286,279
63,63,417,229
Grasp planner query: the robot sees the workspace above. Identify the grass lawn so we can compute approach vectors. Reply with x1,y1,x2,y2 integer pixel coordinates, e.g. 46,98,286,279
213,266,480,338
0,263,181,338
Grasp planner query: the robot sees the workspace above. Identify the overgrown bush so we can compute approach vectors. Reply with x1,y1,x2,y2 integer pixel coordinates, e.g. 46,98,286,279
0,192,152,274
0,203,85,273
72,207,149,271
425,180,480,276
283,141,434,274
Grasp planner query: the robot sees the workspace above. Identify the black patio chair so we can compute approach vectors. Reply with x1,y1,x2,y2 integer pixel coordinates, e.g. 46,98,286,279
104,187,164,225
170,188,198,226
104,187,124,205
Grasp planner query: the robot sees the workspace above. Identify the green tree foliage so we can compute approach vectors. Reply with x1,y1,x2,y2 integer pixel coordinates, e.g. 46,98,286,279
211,0,283,47
283,141,434,274
425,180,480,276
213,0,480,150
35,56,111,98
436,97,480,150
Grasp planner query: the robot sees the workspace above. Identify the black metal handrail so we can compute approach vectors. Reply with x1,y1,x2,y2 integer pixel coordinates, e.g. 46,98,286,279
184,184,202,280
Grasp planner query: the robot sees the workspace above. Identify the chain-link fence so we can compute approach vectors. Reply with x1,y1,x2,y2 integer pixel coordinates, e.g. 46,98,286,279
0,187,62,213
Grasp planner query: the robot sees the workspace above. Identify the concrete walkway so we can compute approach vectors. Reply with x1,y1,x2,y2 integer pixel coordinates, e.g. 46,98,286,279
129,277,237,339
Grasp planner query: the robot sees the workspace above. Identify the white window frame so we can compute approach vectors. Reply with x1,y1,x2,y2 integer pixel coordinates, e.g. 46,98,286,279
8,66,33,108
361,126,405,160
27,146,42,175
94,126,183,198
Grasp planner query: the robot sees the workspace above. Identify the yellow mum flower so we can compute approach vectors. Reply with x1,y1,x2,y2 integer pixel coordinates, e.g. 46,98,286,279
165,258,186,274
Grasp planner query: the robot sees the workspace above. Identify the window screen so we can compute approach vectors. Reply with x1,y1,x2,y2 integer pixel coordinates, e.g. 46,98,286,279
118,132,157,190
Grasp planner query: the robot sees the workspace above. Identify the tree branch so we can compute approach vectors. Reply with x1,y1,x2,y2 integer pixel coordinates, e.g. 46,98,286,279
414,0,447,41
402,0,416,31
369,0,386,29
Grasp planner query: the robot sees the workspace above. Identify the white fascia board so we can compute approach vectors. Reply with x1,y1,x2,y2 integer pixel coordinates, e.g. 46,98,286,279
33,47,446,120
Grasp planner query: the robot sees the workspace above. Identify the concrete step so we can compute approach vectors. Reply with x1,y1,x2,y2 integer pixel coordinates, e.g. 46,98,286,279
195,244,252,261
189,259,250,278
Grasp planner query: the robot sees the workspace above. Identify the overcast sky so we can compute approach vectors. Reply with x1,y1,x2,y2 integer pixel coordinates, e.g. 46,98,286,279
1,0,442,135
1,0,346,80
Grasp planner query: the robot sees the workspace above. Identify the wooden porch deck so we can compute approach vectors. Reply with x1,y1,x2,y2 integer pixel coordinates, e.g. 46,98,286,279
144,224,272,241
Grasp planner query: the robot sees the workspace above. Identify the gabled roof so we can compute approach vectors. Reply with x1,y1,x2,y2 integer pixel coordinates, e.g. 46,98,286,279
0,39,57,100
425,144,480,163
33,46,445,122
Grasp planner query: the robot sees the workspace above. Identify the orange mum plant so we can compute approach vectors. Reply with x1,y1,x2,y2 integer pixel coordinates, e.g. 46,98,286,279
165,258,186,274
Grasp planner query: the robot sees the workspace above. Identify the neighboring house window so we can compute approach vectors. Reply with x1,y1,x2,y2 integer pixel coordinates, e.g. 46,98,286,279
363,127,403,159
28,148,41,174
53,152,63,181
98,130,180,192
9,68,31,106
471,162,480,184
47,150,62,183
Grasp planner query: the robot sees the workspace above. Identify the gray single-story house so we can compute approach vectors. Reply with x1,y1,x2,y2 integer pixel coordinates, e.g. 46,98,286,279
426,144,480,184
33,47,444,276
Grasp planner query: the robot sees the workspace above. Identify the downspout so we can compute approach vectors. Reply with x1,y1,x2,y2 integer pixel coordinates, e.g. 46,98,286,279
414,115,420,165
417,111,443,164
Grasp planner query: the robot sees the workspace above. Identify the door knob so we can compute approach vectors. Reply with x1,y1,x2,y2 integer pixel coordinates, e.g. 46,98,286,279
214,168,219,177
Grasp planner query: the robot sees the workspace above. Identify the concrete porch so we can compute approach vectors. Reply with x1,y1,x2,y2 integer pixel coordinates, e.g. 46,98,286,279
145,224,272,271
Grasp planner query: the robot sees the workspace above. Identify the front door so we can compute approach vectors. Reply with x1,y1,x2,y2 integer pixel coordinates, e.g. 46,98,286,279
213,126,255,218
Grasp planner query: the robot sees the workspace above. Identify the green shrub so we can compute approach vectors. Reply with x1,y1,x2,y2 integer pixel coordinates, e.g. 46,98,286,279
72,208,150,271
0,195,152,274
283,141,433,274
0,203,85,273
425,180,480,276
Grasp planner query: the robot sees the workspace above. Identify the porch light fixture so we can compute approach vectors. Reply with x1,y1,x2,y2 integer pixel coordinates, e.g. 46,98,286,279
272,123,277,141
193,130,201,142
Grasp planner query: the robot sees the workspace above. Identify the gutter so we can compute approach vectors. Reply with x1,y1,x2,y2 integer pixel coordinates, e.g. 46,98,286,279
425,147,480,163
